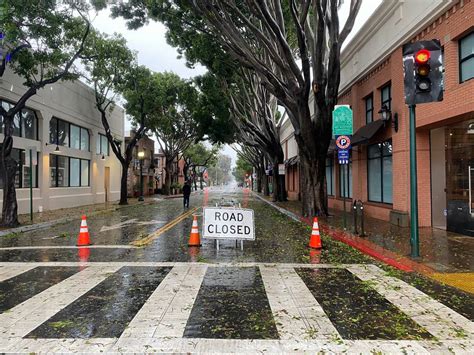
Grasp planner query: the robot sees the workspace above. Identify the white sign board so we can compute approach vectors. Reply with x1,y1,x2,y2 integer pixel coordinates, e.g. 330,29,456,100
278,164,285,175
202,207,255,240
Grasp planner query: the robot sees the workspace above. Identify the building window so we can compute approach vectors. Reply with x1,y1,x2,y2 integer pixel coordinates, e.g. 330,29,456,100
50,154,90,187
0,100,38,140
368,140,392,204
365,94,374,124
339,161,352,198
459,32,474,83
381,84,391,111
326,157,334,196
97,134,109,156
49,117,89,151
0,147,39,189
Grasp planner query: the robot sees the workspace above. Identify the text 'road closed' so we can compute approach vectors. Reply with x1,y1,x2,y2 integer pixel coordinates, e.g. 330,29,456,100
202,207,255,240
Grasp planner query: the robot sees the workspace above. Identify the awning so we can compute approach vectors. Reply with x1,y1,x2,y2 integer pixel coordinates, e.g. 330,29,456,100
284,156,299,167
352,119,385,146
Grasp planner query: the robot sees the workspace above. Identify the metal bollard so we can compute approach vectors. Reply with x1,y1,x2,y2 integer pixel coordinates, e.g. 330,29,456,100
353,201,358,235
357,200,365,237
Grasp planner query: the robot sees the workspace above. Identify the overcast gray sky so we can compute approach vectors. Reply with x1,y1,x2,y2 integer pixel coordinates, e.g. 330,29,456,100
90,1,383,167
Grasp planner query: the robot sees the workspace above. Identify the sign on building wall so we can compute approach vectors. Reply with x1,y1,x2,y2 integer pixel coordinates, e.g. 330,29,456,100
278,164,285,175
332,105,353,136
202,207,255,240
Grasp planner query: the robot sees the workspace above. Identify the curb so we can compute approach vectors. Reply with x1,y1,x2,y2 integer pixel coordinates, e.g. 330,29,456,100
252,192,434,274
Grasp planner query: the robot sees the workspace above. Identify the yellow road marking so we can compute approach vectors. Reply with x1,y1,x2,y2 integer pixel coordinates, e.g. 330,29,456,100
131,207,199,247
430,272,474,295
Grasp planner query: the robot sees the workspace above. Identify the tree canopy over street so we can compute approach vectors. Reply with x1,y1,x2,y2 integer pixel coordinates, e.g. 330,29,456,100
108,0,363,216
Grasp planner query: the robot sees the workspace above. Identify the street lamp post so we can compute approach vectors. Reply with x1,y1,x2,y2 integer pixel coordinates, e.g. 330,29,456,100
138,151,145,202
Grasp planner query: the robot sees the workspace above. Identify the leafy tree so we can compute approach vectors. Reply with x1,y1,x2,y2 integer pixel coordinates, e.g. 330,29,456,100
233,155,253,185
147,72,201,195
182,142,219,190
207,153,232,186
108,0,362,217
0,1,92,226
83,32,154,205
230,71,286,201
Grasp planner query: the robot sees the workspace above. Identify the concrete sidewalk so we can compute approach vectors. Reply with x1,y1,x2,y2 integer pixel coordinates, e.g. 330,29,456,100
257,194,474,294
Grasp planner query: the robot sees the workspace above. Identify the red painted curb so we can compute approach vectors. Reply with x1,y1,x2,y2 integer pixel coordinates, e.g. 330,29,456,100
299,216,435,273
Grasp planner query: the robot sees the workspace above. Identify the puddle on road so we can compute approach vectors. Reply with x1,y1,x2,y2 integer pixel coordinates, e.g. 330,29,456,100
0,267,81,313
26,266,171,338
184,267,279,339
0,248,145,262
296,268,433,340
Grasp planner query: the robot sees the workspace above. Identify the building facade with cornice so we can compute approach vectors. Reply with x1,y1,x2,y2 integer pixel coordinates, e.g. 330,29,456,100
0,68,125,214
282,0,474,236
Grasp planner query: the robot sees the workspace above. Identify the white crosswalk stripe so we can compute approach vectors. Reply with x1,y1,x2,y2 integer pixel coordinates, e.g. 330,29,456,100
0,264,36,282
0,262,472,354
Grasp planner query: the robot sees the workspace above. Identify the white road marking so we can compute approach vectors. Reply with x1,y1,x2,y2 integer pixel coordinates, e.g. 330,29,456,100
0,264,37,282
260,265,340,340
347,264,474,340
100,219,166,232
0,265,121,352
0,245,139,250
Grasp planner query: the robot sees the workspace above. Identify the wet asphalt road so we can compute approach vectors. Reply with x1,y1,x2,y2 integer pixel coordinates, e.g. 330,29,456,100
0,185,296,263
1,185,473,353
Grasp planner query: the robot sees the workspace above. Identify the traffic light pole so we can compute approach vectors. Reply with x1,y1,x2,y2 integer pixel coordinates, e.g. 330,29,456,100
409,105,420,258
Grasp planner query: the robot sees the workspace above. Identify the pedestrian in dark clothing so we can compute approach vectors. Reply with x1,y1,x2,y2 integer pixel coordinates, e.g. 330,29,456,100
183,181,191,208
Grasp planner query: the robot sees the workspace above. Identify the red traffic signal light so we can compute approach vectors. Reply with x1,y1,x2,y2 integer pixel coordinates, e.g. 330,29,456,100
415,49,430,64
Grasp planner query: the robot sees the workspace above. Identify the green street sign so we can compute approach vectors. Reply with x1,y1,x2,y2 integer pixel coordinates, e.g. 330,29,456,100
332,105,353,136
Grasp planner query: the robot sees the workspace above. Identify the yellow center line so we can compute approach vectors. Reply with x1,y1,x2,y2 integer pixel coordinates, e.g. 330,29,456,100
131,207,200,247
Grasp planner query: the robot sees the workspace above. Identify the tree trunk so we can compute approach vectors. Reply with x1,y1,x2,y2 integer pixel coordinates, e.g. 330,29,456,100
163,160,173,195
256,169,262,193
263,170,270,196
119,162,130,205
1,120,19,227
272,161,287,202
299,151,328,217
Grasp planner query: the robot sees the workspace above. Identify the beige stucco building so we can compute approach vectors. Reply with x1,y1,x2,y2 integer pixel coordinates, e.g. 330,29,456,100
0,68,125,214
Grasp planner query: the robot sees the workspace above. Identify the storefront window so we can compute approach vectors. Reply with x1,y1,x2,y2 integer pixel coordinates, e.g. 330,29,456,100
339,161,353,198
368,140,392,203
97,134,109,156
381,84,391,111
459,32,474,83
70,125,81,150
50,155,90,187
326,158,334,196
0,147,38,189
365,94,373,124
50,118,89,151
0,100,38,140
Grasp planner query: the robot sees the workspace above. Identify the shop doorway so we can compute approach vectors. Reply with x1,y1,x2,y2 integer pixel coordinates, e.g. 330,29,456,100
445,120,474,236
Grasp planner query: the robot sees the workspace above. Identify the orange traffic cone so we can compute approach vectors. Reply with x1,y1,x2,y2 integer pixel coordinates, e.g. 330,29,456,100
77,215,91,246
188,215,201,247
309,217,322,249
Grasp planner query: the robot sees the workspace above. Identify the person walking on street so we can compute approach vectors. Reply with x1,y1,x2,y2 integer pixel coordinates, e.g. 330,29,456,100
183,180,191,208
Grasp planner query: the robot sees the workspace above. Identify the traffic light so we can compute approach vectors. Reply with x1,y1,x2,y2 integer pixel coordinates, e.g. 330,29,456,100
403,40,443,105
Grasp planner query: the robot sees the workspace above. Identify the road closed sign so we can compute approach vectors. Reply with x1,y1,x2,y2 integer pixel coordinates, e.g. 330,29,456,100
202,207,255,240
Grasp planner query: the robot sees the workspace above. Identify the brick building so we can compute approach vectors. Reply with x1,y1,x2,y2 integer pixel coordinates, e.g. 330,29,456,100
125,133,155,197
282,0,474,237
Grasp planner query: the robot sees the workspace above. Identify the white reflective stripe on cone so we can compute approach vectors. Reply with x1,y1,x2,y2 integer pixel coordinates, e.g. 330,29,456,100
80,228,88,233
311,230,320,235
312,223,319,229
